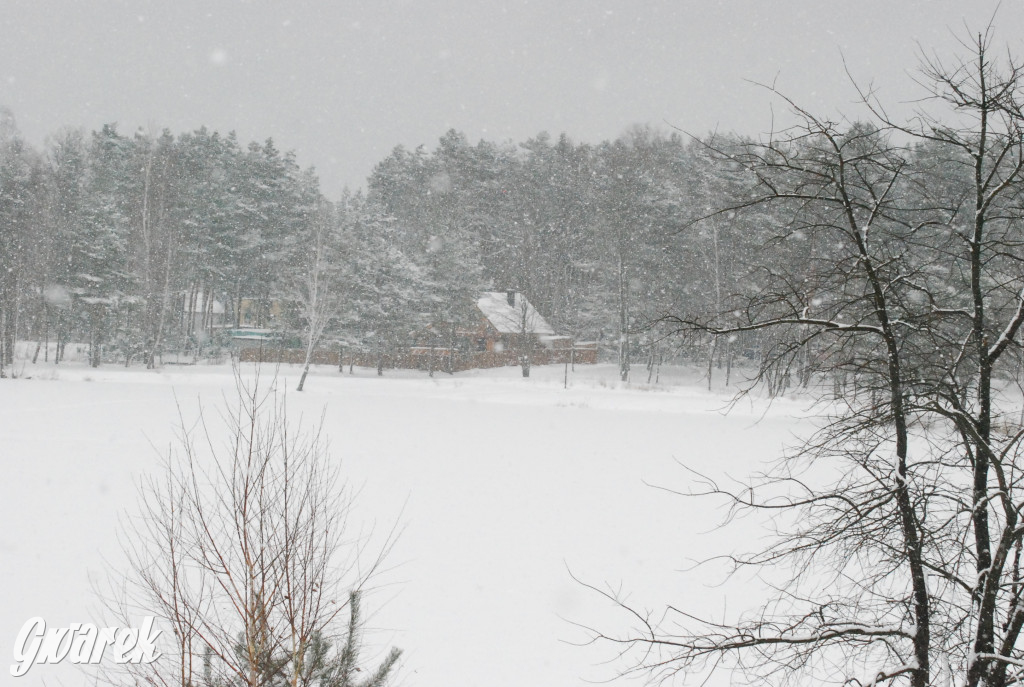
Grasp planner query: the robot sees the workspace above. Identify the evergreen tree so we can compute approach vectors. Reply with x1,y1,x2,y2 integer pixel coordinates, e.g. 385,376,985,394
342,194,427,375
73,124,136,366
0,109,45,371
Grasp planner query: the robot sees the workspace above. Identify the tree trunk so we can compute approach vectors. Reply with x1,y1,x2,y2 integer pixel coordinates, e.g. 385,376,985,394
0,308,6,379
520,333,531,378
618,249,630,383
89,308,102,368
725,338,733,387
706,335,718,391
148,234,175,370
55,317,63,365
448,323,457,374
41,310,49,363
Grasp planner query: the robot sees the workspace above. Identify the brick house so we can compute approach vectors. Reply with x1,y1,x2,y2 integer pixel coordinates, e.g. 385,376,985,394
241,290,597,371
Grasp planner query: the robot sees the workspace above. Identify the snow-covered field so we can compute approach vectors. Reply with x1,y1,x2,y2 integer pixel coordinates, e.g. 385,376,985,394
0,359,810,687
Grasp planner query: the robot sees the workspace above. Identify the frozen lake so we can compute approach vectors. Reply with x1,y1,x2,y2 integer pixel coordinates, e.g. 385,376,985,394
0,361,807,687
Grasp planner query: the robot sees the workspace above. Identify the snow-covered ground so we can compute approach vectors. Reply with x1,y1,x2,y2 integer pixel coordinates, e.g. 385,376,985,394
0,358,810,687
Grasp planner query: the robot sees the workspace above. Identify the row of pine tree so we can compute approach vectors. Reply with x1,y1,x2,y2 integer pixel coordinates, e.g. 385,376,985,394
0,109,751,376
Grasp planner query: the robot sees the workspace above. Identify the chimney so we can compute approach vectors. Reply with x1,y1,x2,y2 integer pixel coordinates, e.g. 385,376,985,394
506,291,516,307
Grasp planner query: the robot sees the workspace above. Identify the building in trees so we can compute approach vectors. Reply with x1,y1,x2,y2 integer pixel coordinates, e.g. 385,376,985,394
243,289,597,374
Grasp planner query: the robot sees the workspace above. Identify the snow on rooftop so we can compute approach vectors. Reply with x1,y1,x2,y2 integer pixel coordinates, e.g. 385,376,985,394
190,291,226,314
477,292,555,335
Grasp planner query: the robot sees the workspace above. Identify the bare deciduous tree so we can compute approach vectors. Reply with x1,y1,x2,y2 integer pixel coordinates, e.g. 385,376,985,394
105,368,400,687
585,27,1024,687
295,201,339,392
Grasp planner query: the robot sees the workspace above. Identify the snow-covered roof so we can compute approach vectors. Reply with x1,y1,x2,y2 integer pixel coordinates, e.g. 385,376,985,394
477,292,555,335
191,291,226,314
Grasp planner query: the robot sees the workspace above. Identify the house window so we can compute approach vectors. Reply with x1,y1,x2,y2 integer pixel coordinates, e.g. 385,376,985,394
476,338,487,352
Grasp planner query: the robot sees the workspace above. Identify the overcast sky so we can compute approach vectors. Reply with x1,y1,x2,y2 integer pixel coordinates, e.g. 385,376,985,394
1,0,1022,194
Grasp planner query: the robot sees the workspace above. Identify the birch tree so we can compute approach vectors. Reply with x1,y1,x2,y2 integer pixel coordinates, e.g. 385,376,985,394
294,200,339,392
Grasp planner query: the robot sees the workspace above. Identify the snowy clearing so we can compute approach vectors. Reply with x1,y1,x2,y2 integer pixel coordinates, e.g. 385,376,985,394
0,361,809,687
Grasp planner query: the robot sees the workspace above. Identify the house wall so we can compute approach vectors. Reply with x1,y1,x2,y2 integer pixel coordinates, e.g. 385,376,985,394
237,298,285,327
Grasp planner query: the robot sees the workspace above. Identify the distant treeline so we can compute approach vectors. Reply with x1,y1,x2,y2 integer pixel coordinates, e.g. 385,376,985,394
0,111,751,378
18,111,997,388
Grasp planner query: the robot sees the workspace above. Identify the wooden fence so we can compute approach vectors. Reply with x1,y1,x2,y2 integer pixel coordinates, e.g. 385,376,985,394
239,343,598,372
